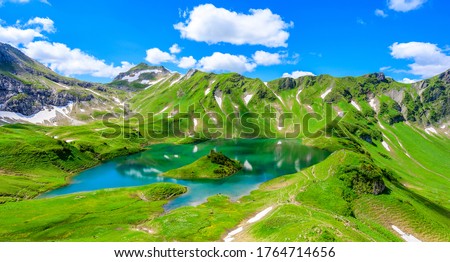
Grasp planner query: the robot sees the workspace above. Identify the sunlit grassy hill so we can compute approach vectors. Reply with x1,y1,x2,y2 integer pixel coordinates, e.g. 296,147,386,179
0,43,448,242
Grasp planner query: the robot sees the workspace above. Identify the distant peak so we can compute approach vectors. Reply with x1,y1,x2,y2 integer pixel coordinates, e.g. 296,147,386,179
0,41,53,75
186,68,198,74
128,63,169,72
184,68,198,79
112,62,172,84
364,72,386,82
438,68,450,83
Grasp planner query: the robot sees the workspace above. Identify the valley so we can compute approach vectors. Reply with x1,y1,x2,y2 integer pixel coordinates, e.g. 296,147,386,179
0,43,449,242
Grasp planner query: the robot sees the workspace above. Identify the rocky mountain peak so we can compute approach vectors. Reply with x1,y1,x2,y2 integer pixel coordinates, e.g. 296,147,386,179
109,63,173,89
113,63,171,82
364,72,386,82
0,42,36,73
438,69,450,84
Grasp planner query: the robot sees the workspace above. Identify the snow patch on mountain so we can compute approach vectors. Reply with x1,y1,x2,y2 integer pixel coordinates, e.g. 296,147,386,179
214,90,223,110
382,141,391,152
144,77,167,89
321,88,332,99
296,89,303,104
369,98,377,111
243,94,253,105
0,102,81,125
391,225,421,242
121,69,162,82
425,127,438,135
351,100,361,111
170,75,184,86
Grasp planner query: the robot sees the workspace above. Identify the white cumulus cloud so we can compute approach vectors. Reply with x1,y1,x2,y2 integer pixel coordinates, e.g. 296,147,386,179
174,4,293,48
0,18,55,46
178,56,197,69
197,52,256,73
0,24,43,46
388,0,427,12
0,0,50,5
389,41,450,78
145,48,176,64
169,43,181,54
26,17,55,33
400,78,421,84
252,51,281,66
22,41,134,78
282,71,315,78
375,9,388,17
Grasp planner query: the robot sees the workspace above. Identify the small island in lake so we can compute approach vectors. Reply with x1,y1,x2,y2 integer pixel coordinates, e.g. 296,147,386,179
162,150,242,179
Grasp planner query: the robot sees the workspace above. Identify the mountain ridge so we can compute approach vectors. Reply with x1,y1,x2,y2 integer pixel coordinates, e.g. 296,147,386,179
0,42,128,125
0,42,449,130
0,43,448,242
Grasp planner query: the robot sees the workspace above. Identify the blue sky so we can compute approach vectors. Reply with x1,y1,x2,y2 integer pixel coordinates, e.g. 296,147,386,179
0,0,449,83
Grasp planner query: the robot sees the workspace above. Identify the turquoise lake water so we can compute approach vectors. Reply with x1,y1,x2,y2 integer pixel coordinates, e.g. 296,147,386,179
41,139,330,210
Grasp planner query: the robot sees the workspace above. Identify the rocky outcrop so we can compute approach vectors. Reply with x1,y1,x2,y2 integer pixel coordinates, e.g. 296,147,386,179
278,77,296,90
363,72,386,82
0,74,93,116
375,72,386,82
385,89,404,105
438,69,450,84
0,43,100,116
373,180,386,195
43,74,94,88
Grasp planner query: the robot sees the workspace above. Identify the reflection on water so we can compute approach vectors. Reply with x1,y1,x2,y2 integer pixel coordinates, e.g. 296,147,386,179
41,139,330,210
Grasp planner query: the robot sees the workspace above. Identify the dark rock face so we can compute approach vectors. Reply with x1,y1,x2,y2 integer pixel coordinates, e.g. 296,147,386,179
0,74,93,116
373,180,386,195
0,42,99,116
364,72,386,82
278,77,296,90
438,69,450,84
0,43,36,73
43,74,93,88
376,72,386,82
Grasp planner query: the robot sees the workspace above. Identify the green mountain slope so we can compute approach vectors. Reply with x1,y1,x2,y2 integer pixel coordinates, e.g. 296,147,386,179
0,45,448,242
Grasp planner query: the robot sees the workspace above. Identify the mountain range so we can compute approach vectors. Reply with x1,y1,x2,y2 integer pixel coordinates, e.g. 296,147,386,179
1,42,448,133
0,42,449,242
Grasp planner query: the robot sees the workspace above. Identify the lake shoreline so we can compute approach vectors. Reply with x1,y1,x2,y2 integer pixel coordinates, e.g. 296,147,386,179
39,139,331,211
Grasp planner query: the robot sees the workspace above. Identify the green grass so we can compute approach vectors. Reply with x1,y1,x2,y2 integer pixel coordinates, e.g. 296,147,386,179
243,204,399,242
0,66,449,242
296,177,354,216
162,150,241,179
0,133,448,242
0,183,187,242
353,187,450,242
362,121,450,208
130,148,445,242
0,122,149,202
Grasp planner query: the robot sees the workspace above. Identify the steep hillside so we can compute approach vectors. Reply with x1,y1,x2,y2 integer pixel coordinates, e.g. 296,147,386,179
0,43,127,125
0,47,448,242
129,69,449,140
